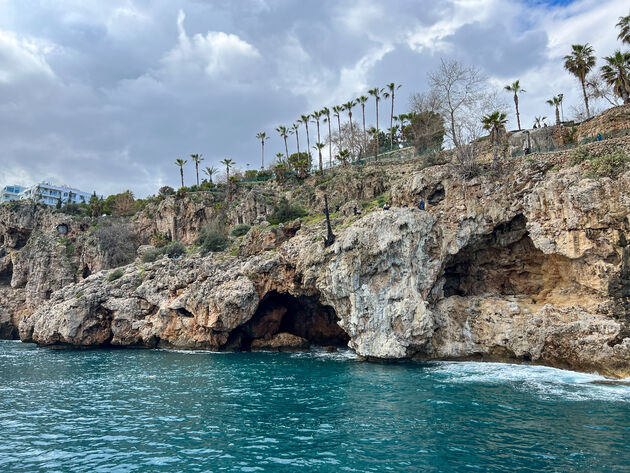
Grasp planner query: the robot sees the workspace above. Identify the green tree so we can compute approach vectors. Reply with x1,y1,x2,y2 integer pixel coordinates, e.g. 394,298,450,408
481,111,508,168
88,192,104,217
221,158,234,182
533,116,547,128
600,50,630,104
546,96,563,125
313,142,326,173
332,105,344,139
276,126,290,160
564,44,596,118
311,110,325,171
408,111,445,152
190,153,204,186
617,13,630,45
290,123,301,155
174,158,187,187
504,80,525,130
357,95,369,152
299,114,312,158
383,82,402,148
368,87,383,159
343,99,357,140
273,153,288,180
336,149,350,166
256,132,268,169
288,152,311,178
321,107,333,167
203,166,218,184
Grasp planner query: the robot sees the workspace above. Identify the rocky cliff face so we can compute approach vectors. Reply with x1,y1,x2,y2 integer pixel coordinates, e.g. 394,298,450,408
13,129,630,377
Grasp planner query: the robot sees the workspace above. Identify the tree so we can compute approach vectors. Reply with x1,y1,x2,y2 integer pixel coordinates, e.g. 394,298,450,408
564,44,596,118
332,105,343,139
546,96,563,125
299,114,312,158
504,80,525,130
336,149,350,166
276,126,290,160
321,107,333,167
203,166,218,184
481,111,508,169
533,116,547,128
313,142,325,173
256,132,269,169
343,99,357,139
221,158,234,182
617,13,630,45
357,95,369,152
290,123,301,155
408,111,445,152
288,152,311,178
367,87,383,159
174,158,187,187
330,120,363,161
273,153,288,180
383,82,402,148
112,190,135,217
88,192,104,217
428,59,489,149
600,51,630,104
311,110,324,171
190,154,204,186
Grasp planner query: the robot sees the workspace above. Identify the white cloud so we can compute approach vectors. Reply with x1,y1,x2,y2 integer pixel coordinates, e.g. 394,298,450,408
0,29,55,84
162,10,261,81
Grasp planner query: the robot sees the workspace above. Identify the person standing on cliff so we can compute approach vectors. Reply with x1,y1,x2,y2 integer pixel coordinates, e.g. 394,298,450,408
418,199,425,210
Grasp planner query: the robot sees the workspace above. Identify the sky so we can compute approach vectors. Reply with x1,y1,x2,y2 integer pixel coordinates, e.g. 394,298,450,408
0,0,628,197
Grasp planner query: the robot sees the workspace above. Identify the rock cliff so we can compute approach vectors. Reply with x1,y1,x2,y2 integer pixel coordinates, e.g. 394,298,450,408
4,107,630,378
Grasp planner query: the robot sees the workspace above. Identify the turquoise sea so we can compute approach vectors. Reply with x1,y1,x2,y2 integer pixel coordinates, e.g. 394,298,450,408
0,340,629,472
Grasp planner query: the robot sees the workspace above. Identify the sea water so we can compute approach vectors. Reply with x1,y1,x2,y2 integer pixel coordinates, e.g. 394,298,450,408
0,340,628,472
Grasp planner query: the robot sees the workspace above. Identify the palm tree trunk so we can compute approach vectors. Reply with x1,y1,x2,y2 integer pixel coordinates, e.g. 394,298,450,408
327,119,332,166
295,129,300,155
261,141,265,169
305,123,311,158
493,143,498,168
195,162,199,186
284,137,289,160
375,100,379,160
180,167,184,187
581,78,590,118
316,122,322,172
390,92,394,148
361,104,367,154
555,106,560,126
514,93,521,131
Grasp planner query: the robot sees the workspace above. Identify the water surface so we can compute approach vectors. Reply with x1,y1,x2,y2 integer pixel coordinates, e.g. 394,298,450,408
0,340,628,472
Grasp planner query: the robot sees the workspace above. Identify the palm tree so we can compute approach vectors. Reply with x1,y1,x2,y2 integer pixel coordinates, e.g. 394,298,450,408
564,44,596,118
290,123,301,155
174,158,187,187
357,95,369,152
299,114,312,158
481,111,508,168
313,142,326,173
221,158,234,182
533,116,547,128
395,114,411,144
203,166,218,184
343,99,357,138
546,96,563,125
190,154,204,186
617,13,630,45
321,107,333,167
600,51,630,104
383,82,402,148
332,105,344,139
276,126,290,160
311,110,324,155
336,149,350,166
256,132,268,169
368,87,383,159
504,80,525,130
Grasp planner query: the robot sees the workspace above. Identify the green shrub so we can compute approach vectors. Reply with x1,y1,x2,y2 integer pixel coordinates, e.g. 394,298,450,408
588,151,630,178
570,146,591,165
150,232,169,248
196,222,229,254
267,198,307,224
231,224,251,237
141,241,187,263
141,248,163,263
107,269,124,282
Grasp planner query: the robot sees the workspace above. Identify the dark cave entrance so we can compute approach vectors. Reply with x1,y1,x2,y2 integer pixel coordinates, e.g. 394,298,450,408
226,291,350,351
441,215,574,299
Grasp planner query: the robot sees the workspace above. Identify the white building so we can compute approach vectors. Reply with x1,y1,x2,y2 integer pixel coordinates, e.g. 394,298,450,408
1,182,98,207
0,185,25,203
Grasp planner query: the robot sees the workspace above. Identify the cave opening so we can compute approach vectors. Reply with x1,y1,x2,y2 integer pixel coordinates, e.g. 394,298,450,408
0,261,12,286
226,291,350,352
441,214,576,301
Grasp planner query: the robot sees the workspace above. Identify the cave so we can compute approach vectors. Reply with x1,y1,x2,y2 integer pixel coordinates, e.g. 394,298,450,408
0,261,12,286
8,229,30,250
82,265,91,279
441,215,577,301
226,291,349,351
427,184,445,206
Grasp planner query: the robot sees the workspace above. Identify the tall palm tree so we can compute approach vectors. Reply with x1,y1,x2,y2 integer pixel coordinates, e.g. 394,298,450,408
203,166,218,184
600,50,630,104
174,158,187,187
343,100,357,139
190,154,204,186
221,158,234,182
383,82,402,148
546,96,563,125
256,132,268,169
481,111,508,168
357,95,369,152
564,44,596,118
368,87,383,159
311,110,324,154
276,125,290,160
290,123,301,155
395,114,411,144
321,107,333,166
504,80,526,130
332,105,344,139
299,114,312,158
313,142,326,173
617,13,630,45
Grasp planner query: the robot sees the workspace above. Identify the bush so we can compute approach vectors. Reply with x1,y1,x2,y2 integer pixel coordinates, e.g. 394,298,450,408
159,186,175,196
93,222,138,268
588,151,630,178
150,232,169,248
231,224,251,237
197,230,229,254
141,240,187,263
570,146,591,165
267,198,307,225
107,268,124,282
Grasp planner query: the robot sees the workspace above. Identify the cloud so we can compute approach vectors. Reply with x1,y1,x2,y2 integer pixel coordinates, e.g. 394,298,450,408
0,29,55,84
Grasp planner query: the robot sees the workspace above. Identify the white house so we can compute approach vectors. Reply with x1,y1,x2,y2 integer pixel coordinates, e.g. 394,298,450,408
0,185,25,203
1,182,99,207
